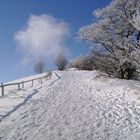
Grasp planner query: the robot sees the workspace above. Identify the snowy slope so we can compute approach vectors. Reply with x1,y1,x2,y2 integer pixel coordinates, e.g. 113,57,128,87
0,70,140,140
0,72,53,118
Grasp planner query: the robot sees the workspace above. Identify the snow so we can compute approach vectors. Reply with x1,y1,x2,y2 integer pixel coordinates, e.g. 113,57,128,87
0,72,54,118
0,70,140,140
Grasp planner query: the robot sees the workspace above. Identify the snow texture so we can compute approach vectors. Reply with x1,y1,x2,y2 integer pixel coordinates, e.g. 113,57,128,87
0,70,140,140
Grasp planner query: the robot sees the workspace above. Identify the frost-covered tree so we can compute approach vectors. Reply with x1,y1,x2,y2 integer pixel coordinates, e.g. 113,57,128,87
34,60,46,74
55,54,68,71
78,0,140,79
68,55,95,70
67,55,86,70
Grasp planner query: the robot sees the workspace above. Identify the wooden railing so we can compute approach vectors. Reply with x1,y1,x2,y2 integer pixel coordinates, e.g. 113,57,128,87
0,71,52,96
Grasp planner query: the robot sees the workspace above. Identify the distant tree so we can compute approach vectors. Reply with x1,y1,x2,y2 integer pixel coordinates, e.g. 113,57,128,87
67,54,96,71
55,54,68,70
67,56,85,70
78,0,140,80
34,60,46,74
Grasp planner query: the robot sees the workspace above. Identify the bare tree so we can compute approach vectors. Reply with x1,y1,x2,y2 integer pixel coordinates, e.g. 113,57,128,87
34,60,46,74
55,54,68,71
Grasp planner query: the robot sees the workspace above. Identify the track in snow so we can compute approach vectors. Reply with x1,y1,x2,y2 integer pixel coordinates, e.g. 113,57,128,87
0,71,140,140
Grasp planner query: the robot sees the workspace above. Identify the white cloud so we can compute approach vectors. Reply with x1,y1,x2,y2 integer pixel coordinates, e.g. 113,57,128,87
14,14,70,66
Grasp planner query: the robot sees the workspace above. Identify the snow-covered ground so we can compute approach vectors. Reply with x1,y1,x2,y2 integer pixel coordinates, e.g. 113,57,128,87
0,70,140,140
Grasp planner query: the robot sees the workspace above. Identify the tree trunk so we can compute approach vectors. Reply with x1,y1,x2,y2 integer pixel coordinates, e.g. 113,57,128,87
126,68,131,80
120,69,125,79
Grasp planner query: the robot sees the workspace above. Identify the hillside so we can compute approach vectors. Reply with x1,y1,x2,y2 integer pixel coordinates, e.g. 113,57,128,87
0,70,140,140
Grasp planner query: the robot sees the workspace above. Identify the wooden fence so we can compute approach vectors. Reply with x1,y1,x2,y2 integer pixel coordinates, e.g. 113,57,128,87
0,71,52,96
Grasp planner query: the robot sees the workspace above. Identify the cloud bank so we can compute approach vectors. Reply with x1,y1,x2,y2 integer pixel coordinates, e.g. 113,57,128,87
14,14,69,66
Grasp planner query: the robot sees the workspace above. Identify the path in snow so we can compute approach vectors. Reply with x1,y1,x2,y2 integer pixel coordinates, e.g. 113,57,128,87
0,71,140,140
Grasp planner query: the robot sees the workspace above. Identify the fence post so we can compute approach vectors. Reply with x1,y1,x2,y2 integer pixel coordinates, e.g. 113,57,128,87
22,81,24,88
1,83,4,96
32,80,34,87
41,78,42,84
18,83,20,91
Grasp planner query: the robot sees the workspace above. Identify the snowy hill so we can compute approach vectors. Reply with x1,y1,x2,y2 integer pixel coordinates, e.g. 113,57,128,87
0,70,140,140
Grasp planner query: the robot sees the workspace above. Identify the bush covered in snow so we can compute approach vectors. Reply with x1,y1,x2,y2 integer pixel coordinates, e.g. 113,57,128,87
67,55,95,71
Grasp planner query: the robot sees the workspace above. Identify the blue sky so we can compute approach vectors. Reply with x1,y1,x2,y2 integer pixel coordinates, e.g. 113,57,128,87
0,0,111,82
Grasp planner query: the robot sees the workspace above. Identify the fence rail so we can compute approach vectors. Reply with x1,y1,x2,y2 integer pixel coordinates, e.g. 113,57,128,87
0,71,52,96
